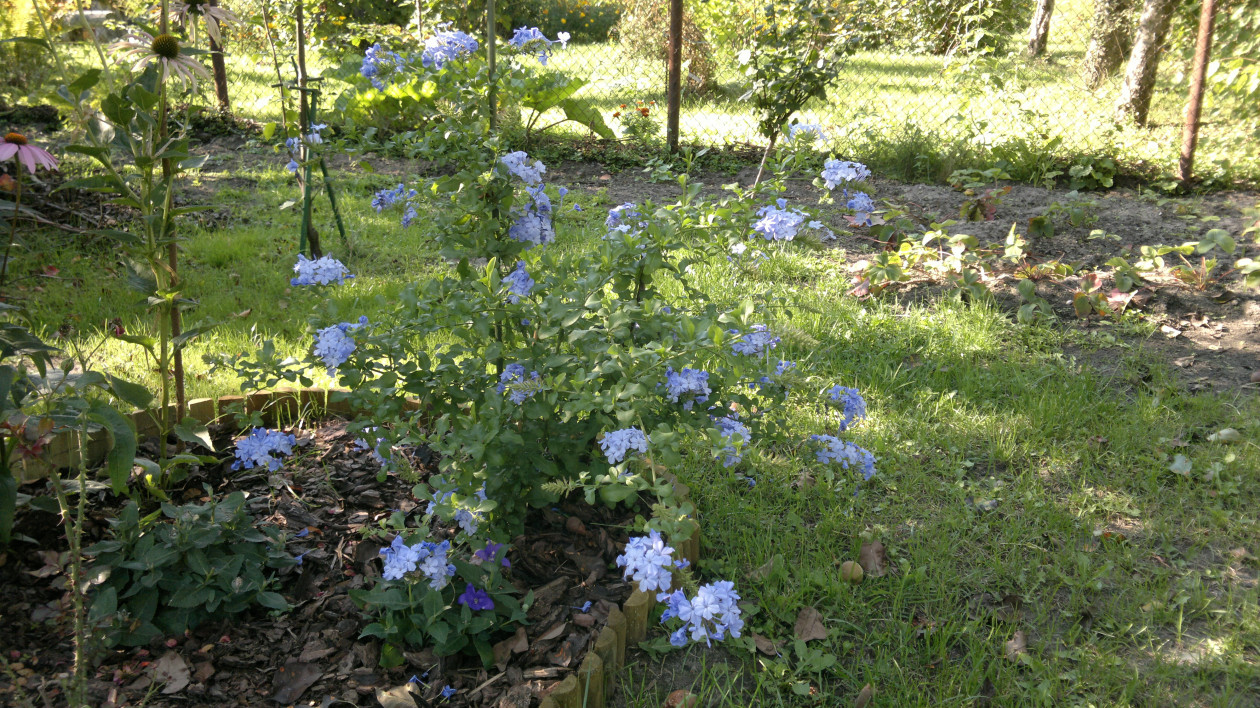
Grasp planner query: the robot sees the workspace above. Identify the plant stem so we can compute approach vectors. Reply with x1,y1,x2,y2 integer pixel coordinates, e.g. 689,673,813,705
0,165,21,293
47,427,89,707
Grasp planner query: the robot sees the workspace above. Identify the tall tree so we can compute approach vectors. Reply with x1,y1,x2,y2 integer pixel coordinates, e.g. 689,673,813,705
1082,0,1135,89
1113,0,1179,125
1027,0,1056,56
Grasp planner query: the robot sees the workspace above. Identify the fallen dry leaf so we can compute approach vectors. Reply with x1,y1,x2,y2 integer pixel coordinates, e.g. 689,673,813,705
794,607,827,643
854,683,874,708
858,540,888,578
752,633,779,656
664,689,700,708
271,660,322,704
1003,631,1028,662
375,684,419,708
150,651,190,695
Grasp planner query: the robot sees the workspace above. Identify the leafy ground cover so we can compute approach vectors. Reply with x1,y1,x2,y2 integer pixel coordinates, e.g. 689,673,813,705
5,141,1259,705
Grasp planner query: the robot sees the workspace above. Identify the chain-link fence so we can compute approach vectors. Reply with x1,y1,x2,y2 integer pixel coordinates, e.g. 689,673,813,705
197,0,1253,177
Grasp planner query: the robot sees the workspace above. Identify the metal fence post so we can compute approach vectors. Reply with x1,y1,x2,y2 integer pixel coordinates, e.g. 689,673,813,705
666,0,682,153
1178,0,1216,183
487,0,497,131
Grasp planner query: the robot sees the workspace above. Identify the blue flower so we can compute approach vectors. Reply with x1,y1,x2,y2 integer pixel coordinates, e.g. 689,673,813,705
753,202,806,241
401,203,419,228
660,581,743,647
600,428,648,465
502,261,535,303
379,534,421,581
441,685,457,699
285,159,299,174
474,542,511,568
776,360,796,375
787,123,826,144
361,43,407,89
497,362,541,404
314,316,367,375
295,528,310,538
821,159,871,190
615,530,674,593
605,202,641,230
664,367,710,410
713,416,750,467
846,191,875,214
809,434,876,480
421,27,479,69
729,324,780,357
457,583,495,611
290,254,353,286
508,212,554,247
232,427,296,471
509,26,558,64
284,137,301,153
826,385,867,431
500,151,546,185
371,183,416,212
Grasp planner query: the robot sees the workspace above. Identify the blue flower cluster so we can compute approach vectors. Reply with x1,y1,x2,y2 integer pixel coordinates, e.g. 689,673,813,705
776,360,796,375
500,151,546,185
306,123,327,145
846,191,875,214
421,28,479,69
713,416,750,467
600,428,648,465
821,159,872,190
508,26,568,65
753,199,807,241
502,261,535,303
232,427,296,471
729,324,781,357
360,43,406,90
426,486,488,536
659,580,743,647
605,202,642,230
372,183,417,213
314,316,367,374
827,385,867,432
497,363,541,404
809,434,876,480
379,536,457,589
290,254,353,286
614,530,675,593
664,367,711,410
787,123,826,143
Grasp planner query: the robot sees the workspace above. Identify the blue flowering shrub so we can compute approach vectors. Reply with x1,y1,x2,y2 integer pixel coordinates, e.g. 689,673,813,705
332,25,612,143
232,26,883,659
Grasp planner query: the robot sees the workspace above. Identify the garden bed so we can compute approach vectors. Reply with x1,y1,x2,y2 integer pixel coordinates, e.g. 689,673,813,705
1,405,696,708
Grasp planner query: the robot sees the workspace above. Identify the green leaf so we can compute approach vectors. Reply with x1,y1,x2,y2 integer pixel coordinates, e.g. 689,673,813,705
107,374,154,409
262,122,278,140
172,418,214,452
0,36,52,51
255,591,288,610
88,402,137,494
558,99,615,140
0,474,15,545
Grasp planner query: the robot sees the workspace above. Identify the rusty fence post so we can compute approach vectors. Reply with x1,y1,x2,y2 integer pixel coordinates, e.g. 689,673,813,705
665,0,682,153
1177,0,1217,183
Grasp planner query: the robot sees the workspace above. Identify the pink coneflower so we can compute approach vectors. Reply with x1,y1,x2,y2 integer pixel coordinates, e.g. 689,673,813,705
170,0,239,46
112,32,211,90
1,132,58,174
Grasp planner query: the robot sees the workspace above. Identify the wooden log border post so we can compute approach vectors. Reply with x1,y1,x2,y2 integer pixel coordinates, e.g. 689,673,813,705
14,388,704,705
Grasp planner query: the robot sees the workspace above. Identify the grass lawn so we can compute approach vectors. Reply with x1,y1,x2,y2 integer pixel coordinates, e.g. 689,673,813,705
10,143,1259,705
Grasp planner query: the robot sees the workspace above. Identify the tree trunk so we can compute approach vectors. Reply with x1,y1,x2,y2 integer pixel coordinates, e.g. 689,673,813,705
1113,0,1178,126
208,0,230,112
1082,0,1135,89
1026,0,1055,57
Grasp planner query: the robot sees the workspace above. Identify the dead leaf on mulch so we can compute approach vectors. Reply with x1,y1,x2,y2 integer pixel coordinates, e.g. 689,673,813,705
752,633,779,656
271,660,322,703
494,627,530,668
375,684,420,708
664,689,700,707
858,540,888,577
794,607,827,642
150,651,190,695
1003,631,1028,662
